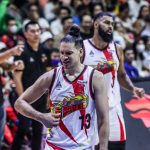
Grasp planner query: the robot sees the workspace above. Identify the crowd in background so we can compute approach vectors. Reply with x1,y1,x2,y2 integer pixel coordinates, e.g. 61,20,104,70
0,0,150,150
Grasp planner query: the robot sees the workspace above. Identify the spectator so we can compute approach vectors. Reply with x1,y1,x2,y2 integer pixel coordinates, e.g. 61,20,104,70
72,4,87,25
117,2,133,31
91,2,104,17
114,18,134,48
7,3,22,23
40,31,54,50
80,14,93,40
141,36,150,73
132,20,144,37
49,48,61,70
1,16,24,48
23,3,50,33
54,16,73,48
137,5,149,28
113,20,126,49
124,48,140,78
50,6,71,35
0,1,22,34
43,0,58,21
20,0,39,20
132,38,150,77
40,31,55,71
43,48,60,72
141,15,150,37
128,0,149,20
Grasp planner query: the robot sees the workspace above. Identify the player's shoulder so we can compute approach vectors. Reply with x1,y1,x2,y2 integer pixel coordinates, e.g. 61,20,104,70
88,66,104,80
113,42,123,51
113,41,124,59
83,39,89,42
86,65,94,70
39,68,57,85
92,69,104,80
42,68,55,79
83,38,90,45
47,66,62,75
91,70,105,89
85,65,95,73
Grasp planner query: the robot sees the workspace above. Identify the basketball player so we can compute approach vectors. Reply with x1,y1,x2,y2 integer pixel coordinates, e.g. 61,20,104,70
82,12,145,150
14,25,109,150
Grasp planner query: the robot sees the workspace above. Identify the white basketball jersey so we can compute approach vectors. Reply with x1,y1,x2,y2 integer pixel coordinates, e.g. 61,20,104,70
46,65,97,150
83,39,121,108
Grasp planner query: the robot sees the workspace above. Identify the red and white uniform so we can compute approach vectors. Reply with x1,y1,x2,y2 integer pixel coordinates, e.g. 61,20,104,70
83,39,126,141
45,65,97,150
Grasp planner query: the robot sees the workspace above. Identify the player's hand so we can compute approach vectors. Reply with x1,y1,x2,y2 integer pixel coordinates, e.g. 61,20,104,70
10,45,24,56
133,87,145,98
40,113,61,128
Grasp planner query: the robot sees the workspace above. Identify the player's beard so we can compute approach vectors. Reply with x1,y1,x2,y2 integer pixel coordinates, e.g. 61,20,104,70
98,26,113,43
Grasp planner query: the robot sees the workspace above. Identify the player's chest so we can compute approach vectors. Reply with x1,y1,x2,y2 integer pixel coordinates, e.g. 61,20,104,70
86,48,119,70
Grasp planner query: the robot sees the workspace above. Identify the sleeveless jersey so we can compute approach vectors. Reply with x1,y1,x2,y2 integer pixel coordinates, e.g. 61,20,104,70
46,65,97,150
83,39,121,108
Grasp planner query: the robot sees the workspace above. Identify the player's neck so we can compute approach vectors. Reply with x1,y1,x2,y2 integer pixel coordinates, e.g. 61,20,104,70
92,35,108,50
64,63,84,76
64,64,85,82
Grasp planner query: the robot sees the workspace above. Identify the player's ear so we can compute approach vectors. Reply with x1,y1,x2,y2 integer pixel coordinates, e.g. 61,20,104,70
79,48,83,57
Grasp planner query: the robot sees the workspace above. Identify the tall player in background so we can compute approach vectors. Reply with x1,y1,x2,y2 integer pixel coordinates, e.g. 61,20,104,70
83,12,145,150
14,25,109,150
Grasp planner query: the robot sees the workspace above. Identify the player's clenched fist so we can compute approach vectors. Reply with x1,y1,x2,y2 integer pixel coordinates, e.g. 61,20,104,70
39,113,61,128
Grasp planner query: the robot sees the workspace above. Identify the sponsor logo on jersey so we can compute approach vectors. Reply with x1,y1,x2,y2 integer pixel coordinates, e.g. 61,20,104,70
97,60,117,74
50,93,89,118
